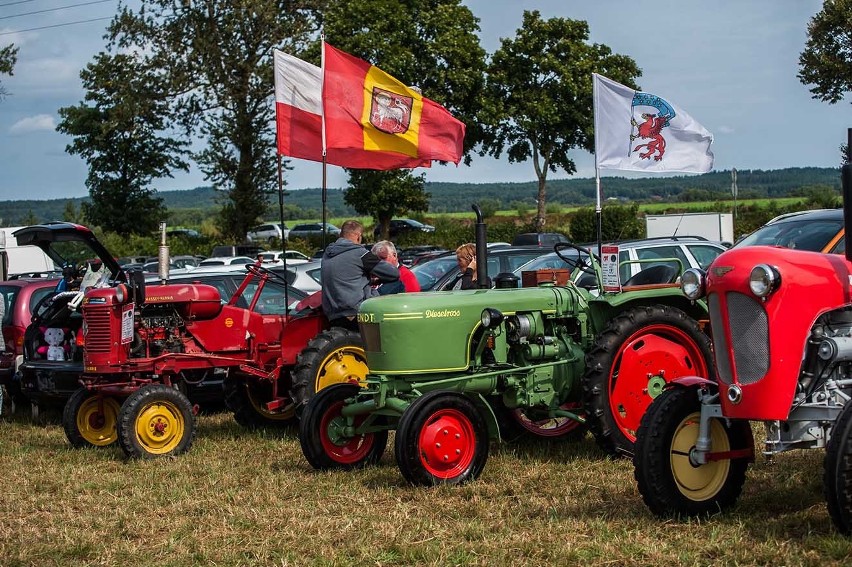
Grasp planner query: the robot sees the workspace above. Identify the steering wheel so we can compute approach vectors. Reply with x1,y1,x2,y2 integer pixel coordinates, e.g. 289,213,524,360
246,263,290,286
31,291,82,328
554,242,599,277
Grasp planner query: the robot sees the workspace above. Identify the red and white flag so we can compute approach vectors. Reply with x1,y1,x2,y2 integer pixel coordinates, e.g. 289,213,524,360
273,49,324,162
594,73,714,173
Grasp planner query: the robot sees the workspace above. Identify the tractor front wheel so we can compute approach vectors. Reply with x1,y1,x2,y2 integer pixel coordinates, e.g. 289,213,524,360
292,328,367,412
299,383,387,470
117,385,195,459
224,376,296,429
824,400,852,534
583,304,713,458
633,386,752,517
395,391,489,486
62,388,120,448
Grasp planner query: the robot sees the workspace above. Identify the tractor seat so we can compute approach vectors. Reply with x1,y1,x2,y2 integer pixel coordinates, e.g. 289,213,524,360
623,264,679,287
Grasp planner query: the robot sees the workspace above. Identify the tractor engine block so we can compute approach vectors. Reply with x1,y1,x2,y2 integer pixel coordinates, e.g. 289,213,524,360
131,304,186,358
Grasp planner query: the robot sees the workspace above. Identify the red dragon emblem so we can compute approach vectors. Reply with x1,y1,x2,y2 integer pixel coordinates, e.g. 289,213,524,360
631,113,669,161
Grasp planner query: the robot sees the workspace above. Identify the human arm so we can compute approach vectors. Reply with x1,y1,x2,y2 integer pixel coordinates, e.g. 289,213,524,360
361,251,399,283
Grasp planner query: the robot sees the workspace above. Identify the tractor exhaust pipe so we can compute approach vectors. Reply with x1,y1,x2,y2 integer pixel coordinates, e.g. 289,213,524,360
472,204,488,288
158,221,170,284
843,128,852,263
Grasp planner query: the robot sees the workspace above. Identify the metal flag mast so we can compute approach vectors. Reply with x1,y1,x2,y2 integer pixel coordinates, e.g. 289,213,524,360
592,73,603,258
320,33,328,250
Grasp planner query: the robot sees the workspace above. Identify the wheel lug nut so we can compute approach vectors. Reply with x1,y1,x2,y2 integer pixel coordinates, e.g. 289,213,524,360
443,429,448,435
455,433,460,439
443,455,448,461
435,443,441,448
456,449,461,455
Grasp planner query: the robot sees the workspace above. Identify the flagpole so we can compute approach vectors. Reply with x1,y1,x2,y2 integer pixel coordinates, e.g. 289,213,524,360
592,73,603,258
277,153,289,314
321,34,328,250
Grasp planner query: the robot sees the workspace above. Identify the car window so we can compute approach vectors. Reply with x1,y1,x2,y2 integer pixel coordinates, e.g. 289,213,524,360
230,258,253,265
29,287,56,316
831,236,846,255
306,267,322,284
619,250,631,283
505,252,544,272
635,245,690,274
737,218,843,252
0,286,21,326
200,259,225,266
686,244,724,269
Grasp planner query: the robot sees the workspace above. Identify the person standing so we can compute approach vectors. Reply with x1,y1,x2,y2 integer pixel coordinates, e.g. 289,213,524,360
371,240,420,294
456,243,492,290
321,220,399,330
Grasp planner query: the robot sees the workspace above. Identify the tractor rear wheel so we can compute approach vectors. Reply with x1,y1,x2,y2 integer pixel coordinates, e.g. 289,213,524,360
300,383,387,470
62,388,120,448
824,400,852,534
117,384,195,459
490,396,586,442
582,304,713,458
224,376,296,429
292,328,367,412
633,386,752,517
395,391,489,486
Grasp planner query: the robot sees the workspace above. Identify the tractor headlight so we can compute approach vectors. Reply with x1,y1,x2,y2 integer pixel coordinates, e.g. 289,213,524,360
681,268,706,300
749,264,780,298
114,284,126,303
481,308,504,329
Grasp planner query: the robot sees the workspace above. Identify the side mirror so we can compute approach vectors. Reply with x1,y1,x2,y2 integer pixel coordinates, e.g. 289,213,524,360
128,269,146,305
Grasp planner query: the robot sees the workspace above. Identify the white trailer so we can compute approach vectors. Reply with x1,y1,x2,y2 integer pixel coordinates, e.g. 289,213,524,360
645,212,734,244
0,227,57,278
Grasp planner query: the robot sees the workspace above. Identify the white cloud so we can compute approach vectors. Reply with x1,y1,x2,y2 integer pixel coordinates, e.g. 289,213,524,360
717,126,735,134
9,114,56,135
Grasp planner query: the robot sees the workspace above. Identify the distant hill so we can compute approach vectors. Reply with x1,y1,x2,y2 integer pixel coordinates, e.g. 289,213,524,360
1,167,840,226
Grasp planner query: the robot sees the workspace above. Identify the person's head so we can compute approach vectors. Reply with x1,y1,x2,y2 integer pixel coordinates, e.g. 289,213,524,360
340,220,364,244
455,243,476,270
372,240,398,265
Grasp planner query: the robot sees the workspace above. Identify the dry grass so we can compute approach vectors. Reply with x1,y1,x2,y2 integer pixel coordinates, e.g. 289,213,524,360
2,412,851,567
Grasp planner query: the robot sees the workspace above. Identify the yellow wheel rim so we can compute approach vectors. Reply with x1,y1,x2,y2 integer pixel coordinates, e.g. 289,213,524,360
315,345,368,393
246,382,295,421
670,411,731,501
76,396,120,446
134,400,185,455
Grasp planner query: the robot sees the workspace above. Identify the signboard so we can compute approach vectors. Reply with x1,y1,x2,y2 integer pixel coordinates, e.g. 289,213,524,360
601,246,621,292
121,303,135,345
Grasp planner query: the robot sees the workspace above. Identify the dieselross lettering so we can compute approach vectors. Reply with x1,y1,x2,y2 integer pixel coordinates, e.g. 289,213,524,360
425,309,461,318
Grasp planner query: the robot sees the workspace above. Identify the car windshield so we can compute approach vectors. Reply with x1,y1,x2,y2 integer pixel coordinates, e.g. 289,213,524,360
403,219,424,228
735,217,843,252
410,255,459,290
0,285,21,325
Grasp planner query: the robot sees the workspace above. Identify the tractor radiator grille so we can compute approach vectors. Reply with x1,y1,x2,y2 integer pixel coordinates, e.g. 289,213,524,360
711,291,769,386
708,293,732,384
84,308,112,353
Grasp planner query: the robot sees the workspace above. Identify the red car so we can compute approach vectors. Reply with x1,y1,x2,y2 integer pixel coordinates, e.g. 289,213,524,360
0,278,61,409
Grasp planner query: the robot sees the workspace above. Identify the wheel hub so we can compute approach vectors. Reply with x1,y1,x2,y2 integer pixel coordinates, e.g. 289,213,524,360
646,374,667,399
420,414,469,468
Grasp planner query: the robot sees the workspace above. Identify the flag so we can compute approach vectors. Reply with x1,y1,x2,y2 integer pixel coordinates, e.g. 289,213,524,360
593,73,714,173
322,41,465,168
273,49,432,169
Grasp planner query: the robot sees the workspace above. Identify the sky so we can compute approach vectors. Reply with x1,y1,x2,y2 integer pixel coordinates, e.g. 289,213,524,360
0,0,849,203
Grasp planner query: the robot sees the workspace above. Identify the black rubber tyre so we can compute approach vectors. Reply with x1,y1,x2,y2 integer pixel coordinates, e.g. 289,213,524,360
582,304,713,458
117,384,195,459
292,328,367,412
633,386,752,518
224,376,296,429
395,391,489,486
62,388,120,448
824,400,852,535
300,383,387,470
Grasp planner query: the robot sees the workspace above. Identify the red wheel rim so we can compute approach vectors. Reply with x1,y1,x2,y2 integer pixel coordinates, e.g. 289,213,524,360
417,408,476,479
319,400,375,464
608,323,709,442
512,401,585,437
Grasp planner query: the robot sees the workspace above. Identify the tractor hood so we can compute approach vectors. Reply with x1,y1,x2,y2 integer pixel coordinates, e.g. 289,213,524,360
358,286,582,374
13,222,124,282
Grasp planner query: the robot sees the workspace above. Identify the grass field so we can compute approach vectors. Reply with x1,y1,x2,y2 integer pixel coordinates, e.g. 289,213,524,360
2,410,851,566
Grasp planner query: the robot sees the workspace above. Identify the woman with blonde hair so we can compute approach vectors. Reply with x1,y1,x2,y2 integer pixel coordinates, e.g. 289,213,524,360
456,243,491,290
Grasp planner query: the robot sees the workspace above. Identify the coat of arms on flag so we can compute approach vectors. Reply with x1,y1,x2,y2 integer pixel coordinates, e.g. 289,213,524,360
370,87,412,134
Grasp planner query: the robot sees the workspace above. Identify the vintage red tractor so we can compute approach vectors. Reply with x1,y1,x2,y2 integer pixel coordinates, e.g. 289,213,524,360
15,223,367,458
633,140,852,533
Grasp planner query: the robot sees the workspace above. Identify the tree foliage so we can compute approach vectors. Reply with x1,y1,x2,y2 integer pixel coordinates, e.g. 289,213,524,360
344,170,429,239
569,203,642,243
108,0,324,241
56,53,184,236
481,10,641,231
799,0,852,106
0,43,18,100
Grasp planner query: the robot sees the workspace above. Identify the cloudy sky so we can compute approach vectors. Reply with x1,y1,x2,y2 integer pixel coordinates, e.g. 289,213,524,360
0,0,848,202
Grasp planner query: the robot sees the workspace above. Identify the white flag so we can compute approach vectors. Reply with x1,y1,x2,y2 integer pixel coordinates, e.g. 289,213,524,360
593,73,714,173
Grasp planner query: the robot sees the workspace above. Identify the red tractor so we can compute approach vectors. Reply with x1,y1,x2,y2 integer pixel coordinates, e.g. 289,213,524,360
633,138,852,533
15,223,366,458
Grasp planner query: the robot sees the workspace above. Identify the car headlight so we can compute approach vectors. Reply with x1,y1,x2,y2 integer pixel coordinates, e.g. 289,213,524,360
481,308,504,329
749,264,780,298
681,268,706,300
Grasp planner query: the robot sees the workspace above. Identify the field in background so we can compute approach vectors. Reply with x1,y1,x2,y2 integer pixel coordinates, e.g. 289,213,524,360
2,411,851,566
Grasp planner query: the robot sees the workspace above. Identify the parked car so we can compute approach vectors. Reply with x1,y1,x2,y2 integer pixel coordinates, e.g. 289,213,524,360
398,245,448,267
166,228,201,239
196,256,255,267
272,261,322,294
210,244,265,258
0,278,62,408
259,250,310,265
247,222,289,243
411,247,549,291
373,218,436,239
288,223,340,240
511,232,569,247
733,207,844,253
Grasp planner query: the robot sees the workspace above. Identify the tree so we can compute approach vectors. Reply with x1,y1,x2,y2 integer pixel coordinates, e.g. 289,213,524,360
344,170,429,239
799,0,852,105
62,201,83,224
0,44,18,101
108,0,323,241
482,11,641,232
57,53,184,236
320,0,487,237
570,203,642,242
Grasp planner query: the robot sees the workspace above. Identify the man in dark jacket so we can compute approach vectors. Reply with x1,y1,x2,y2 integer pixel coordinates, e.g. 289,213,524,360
321,220,399,330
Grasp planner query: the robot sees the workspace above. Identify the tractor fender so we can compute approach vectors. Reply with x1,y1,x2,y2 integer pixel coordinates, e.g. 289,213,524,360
665,375,717,391
470,393,502,443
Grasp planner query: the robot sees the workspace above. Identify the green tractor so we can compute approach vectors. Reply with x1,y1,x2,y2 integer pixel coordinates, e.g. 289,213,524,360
299,207,713,484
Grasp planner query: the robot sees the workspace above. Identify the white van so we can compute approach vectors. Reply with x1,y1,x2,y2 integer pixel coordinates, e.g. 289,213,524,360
0,227,57,278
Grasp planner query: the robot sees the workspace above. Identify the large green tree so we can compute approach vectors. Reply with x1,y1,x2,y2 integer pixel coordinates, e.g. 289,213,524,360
0,44,18,100
57,53,184,235
481,11,641,232
109,0,324,241
320,0,486,238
